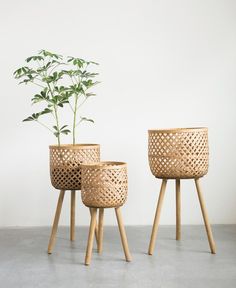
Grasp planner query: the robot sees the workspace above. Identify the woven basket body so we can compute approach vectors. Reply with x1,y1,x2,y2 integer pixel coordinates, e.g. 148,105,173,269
148,128,209,179
50,144,100,190
81,162,128,208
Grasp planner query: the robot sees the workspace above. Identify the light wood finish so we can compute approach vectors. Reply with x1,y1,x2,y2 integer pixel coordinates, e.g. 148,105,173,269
176,179,181,240
48,190,65,254
89,208,99,246
195,179,216,254
81,162,128,208
50,144,100,190
83,162,131,264
70,190,76,241
98,208,104,253
148,128,209,179
85,207,131,264
85,208,97,265
148,179,167,255
115,207,132,262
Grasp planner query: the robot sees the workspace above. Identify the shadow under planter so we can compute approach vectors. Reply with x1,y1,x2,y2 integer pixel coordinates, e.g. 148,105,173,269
47,144,100,254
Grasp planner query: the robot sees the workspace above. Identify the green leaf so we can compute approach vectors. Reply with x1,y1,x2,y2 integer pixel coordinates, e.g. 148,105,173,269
61,129,71,135
13,68,22,76
19,79,30,85
60,125,68,130
80,117,94,123
22,116,35,122
31,94,44,104
53,132,60,137
26,56,33,63
26,56,44,62
39,50,63,60
86,93,96,97
40,108,52,115
82,79,97,88
89,61,99,65
31,89,49,104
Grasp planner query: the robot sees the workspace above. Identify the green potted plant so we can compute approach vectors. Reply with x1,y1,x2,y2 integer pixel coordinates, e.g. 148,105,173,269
14,50,100,191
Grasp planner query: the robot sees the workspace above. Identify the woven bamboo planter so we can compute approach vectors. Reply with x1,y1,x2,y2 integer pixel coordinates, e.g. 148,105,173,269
50,144,100,190
148,127,209,179
81,162,128,208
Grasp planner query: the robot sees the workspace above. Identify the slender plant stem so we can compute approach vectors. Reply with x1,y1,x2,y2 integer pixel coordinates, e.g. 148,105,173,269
46,82,61,146
76,119,83,127
35,60,61,146
72,94,79,145
38,58,61,147
29,81,45,89
68,102,74,113
36,120,54,133
54,105,61,146
77,96,88,110
49,62,65,75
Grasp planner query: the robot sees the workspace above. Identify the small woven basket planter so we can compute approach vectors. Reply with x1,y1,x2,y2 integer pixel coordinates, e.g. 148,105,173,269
81,162,128,208
50,144,100,190
148,127,209,179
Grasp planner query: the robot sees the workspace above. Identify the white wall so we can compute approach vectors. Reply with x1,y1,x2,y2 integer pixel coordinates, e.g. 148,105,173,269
0,0,236,226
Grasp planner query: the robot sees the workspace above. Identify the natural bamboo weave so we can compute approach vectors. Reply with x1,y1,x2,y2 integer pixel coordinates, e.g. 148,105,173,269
50,144,100,190
81,162,128,208
148,128,209,179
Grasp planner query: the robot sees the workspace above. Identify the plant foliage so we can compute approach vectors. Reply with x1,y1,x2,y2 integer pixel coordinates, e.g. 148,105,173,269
14,50,99,145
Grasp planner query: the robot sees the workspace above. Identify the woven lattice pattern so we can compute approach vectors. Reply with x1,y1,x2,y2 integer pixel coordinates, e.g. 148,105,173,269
81,162,128,208
148,128,209,179
50,144,100,190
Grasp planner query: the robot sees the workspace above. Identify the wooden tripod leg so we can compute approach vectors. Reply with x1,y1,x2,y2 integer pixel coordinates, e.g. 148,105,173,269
176,179,181,240
48,190,65,254
70,190,76,241
89,208,99,247
148,179,167,255
115,207,132,262
195,179,216,254
98,208,104,253
85,208,97,265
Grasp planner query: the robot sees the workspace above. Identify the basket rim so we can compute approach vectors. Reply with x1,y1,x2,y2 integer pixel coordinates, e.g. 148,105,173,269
49,144,100,149
81,161,127,169
148,127,208,133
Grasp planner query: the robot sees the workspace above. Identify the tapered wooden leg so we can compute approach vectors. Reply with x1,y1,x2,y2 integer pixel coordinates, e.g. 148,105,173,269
115,207,132,262
98,208,104,253
70,190,76,241
89,207,99,247
148,179,167,255
195,178,216,254
85,208,97,265
176,179,181,240
48,190,65,254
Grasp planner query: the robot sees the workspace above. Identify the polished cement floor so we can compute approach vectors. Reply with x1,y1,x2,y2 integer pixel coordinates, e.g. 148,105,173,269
0,225,236,288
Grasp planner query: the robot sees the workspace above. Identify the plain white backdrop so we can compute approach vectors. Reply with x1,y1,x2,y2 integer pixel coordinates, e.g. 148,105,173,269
0,0,236,226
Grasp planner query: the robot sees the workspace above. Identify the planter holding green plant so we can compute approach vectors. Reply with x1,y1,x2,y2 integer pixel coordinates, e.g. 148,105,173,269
14,50,101,251
14,50,100,191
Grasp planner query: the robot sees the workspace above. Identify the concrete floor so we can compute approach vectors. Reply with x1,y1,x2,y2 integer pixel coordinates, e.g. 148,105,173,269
0,225,236,288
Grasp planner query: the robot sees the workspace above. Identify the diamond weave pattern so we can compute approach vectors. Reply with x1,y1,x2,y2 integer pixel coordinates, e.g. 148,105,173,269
148,128,209,179
81,163,128,208
50,145,100,190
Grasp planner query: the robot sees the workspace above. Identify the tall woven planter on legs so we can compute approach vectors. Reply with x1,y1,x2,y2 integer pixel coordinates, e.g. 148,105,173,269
147,127,216,255
50,144,100,190
47,144,100,255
